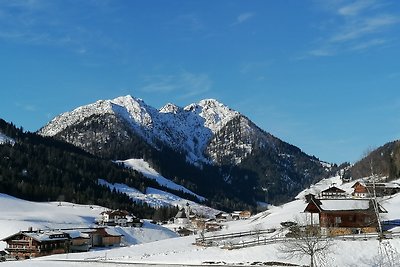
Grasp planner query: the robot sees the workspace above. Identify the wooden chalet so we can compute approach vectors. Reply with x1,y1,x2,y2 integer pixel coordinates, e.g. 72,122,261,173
232,210,252,220
99,210,129,226
320,186,347,198
351,181,400,198
82,227,122,247
352,181,370,198
304,198,386,236
2,230,69,259
239,210,252,220
64,230,91,252
1,227,122,259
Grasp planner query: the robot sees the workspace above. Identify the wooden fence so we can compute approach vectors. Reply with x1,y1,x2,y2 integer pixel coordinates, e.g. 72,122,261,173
195,228,400,250
194,228,276,246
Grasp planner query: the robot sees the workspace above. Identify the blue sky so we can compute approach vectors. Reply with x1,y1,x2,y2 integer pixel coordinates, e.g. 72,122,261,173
1,0,400,164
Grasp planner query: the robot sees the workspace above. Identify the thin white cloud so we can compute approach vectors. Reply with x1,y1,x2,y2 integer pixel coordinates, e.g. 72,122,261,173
350,38,387,51
337,0,378,16
305,0,399,57
330,15,399,42
307,48,336,57
232,12,255,26
0,1,121,56
140,71,212,99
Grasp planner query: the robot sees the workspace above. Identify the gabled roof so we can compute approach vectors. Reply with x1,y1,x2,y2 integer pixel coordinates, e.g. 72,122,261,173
101,210,129,216
304,198,386,213
319,199,370,211
321,186,346,194
2,230,69,243
351,181,365,188
63,230,90,239
175,209,187,219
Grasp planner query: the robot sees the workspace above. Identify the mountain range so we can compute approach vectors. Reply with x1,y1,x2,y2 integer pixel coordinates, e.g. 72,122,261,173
38,95,335,206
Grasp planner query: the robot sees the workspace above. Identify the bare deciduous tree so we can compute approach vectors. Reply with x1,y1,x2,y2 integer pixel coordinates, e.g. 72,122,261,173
365,240,400,267
279,225,333,267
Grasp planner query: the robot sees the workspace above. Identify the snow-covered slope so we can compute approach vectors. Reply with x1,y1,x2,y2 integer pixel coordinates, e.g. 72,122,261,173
0,193,177,252
115,158,206,201
98,179,219,217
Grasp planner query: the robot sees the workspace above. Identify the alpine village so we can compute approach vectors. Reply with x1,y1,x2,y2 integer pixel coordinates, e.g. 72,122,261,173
1,94,400,267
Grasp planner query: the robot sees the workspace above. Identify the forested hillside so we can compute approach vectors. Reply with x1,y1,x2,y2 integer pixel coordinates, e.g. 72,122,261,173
0,119,256,215
346,140,400,181
0,119,192,219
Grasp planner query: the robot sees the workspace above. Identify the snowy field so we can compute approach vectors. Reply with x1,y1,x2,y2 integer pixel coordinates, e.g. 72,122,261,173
0,194,178,252
2,175,400,266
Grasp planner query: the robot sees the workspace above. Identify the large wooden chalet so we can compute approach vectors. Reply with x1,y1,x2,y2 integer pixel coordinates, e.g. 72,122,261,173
304,198,386,236
2,227,122,259
2,230,69,259
320,186,347,198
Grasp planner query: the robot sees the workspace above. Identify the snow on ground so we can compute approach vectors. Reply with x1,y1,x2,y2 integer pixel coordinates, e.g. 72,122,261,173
98,179,220,217
115,158,206,201
4,176,400,266
0,194,177,251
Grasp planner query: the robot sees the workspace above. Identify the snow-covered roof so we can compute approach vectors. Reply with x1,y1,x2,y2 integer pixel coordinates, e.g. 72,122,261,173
63,230,90,239
22,230,69,242
319,199,370,211
104,227,123,237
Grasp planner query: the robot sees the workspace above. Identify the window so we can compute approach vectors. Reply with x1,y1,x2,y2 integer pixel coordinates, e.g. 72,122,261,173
349,215,353,221
335,216,342,224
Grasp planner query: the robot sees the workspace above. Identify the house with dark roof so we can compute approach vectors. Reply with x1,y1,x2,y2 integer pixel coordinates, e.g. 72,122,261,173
2,230,69,259
351,181,400,198
1,227,123,259
304,198,386,236
351,181,370,198
320,186,347,198
80,227,122,247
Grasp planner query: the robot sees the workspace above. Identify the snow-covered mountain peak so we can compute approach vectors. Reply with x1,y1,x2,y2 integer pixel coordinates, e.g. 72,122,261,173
39,95,258,165
159,103,182,114
110,95,156,128
39,99,115,136
198,98,224,108
184,99,239,134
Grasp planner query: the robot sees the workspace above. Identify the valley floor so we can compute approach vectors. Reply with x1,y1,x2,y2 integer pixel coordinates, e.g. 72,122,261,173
3,175,400,266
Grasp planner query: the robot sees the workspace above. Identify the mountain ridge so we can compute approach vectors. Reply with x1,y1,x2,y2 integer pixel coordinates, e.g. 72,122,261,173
38,94,332,205
39,95,241,165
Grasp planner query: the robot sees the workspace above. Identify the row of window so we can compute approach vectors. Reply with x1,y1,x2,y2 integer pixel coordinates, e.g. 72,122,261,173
333,216,371,224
